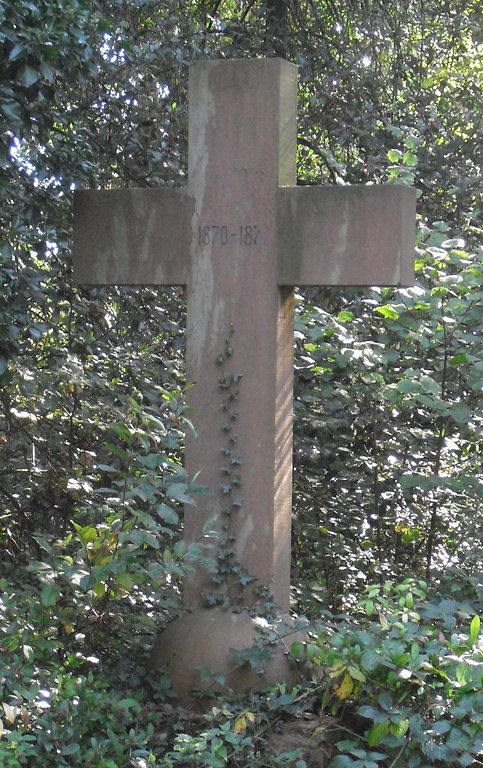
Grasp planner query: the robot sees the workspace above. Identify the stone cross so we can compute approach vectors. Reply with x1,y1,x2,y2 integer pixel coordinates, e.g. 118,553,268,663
74,58,415,694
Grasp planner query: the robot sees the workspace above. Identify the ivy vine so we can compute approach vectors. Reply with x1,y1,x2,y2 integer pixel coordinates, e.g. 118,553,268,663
200,327,258,609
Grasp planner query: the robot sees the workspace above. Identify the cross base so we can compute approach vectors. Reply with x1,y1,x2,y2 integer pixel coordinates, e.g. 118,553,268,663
149,608,305,699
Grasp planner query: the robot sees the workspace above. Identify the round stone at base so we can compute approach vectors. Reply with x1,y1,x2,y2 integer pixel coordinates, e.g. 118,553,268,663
149,607,305,699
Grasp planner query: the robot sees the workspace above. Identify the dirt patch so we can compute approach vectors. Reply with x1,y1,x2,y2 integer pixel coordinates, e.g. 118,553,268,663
267,712,344,767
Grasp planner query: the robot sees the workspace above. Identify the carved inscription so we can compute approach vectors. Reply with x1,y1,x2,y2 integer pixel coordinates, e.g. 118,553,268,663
197,225,260,247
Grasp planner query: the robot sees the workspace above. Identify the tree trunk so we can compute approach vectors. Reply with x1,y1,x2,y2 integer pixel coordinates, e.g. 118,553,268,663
265,0,289,58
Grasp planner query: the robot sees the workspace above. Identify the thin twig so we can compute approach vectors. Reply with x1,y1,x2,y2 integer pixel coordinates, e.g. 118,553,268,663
387,740,408,768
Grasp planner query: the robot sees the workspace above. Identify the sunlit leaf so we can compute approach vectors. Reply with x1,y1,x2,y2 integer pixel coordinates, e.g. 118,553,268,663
367,721,389,746
234,715,247,734
375,305,400,320
334,673,354,700
469,615,481,646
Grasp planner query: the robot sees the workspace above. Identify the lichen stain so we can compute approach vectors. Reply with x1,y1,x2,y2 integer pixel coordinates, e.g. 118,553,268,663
236,512,255,560
331,196,349,284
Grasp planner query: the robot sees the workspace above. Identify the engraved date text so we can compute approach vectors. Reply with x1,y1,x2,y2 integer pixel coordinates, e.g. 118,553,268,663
197,225,260,247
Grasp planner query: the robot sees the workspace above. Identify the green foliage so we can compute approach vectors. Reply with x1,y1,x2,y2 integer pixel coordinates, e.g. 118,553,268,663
24,394,196,656
0,0,481,765
164,721,253,767
295,579,483,767
0,575,170,766
293,230,482,608
159,694,310,767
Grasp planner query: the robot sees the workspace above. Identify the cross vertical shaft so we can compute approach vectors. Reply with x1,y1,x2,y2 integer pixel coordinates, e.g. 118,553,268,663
184,60,298,610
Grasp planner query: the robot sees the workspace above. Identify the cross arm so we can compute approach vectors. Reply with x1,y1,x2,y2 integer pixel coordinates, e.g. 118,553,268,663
73,188,193,286
277,185,415,287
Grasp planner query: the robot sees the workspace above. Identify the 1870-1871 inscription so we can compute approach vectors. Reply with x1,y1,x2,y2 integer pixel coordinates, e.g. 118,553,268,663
197,224,260,246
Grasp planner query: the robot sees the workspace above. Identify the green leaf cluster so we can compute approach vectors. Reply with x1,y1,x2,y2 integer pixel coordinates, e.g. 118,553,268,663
295,580,483,768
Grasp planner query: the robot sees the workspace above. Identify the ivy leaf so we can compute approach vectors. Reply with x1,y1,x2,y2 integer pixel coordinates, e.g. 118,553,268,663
40,584,61,607
403,150,418,166
239,574,256,585
21,65,40,87
387,149,402,162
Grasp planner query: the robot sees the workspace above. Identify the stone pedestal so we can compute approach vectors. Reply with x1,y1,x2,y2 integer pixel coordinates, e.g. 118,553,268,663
149,608,305,699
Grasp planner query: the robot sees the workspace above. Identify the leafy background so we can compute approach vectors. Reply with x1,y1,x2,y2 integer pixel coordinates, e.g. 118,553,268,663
0,1,481,766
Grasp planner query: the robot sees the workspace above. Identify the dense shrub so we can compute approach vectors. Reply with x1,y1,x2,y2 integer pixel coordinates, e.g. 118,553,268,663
1,0,481,765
